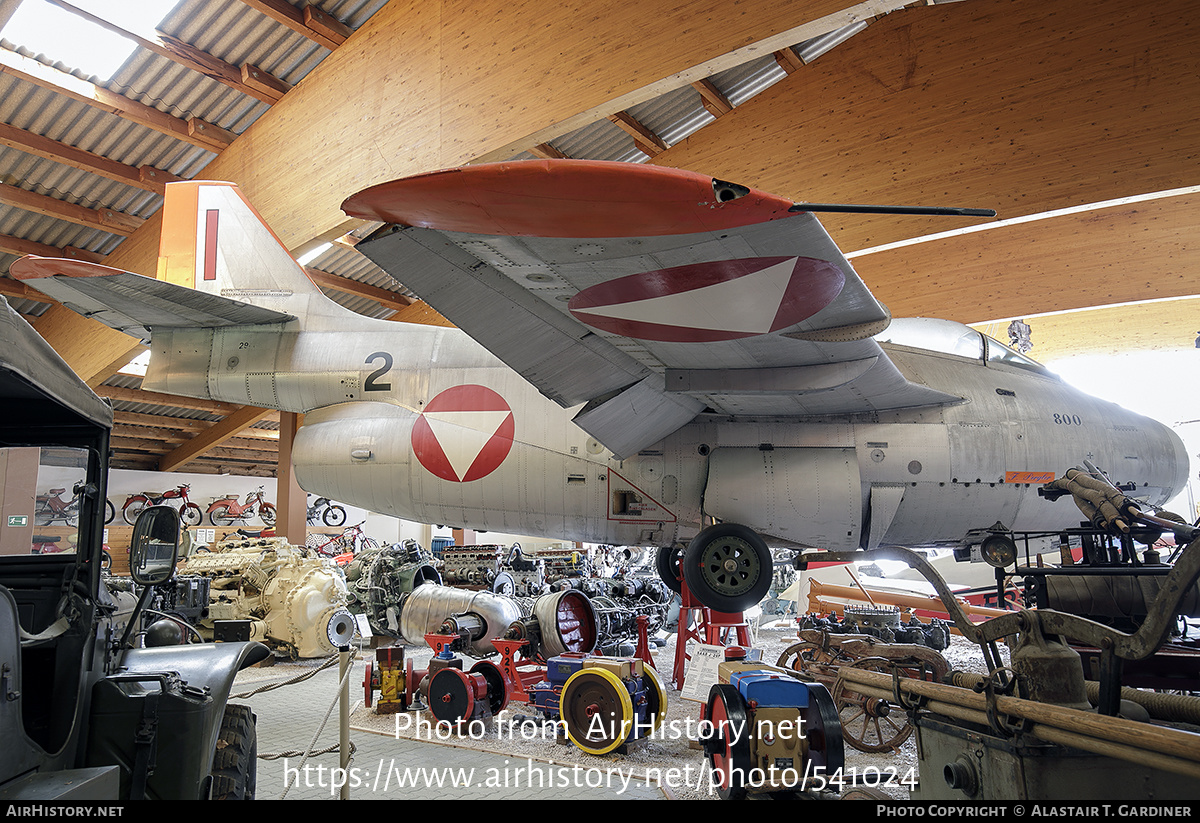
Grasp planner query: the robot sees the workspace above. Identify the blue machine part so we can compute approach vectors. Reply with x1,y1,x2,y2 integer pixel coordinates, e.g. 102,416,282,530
730,670,811,708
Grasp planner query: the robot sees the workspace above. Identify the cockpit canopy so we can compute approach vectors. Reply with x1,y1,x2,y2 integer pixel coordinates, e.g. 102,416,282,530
876,317,1049,374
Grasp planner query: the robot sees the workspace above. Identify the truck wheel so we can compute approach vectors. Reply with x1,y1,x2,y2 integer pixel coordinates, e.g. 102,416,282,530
211,704,257,800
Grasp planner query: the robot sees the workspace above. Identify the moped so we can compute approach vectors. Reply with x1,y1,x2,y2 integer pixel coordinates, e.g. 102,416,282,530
207,485,277,527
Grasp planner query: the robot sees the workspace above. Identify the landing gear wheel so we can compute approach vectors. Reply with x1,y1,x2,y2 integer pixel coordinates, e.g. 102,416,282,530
831,657,913,753
801,682,845,776
210,704,257,800
682,523,773,612
426,667,476,726
655,545,685,594
123,498,147,526
702,683,752,800
181,503,203,527
560,667,634,755
323,505,347,527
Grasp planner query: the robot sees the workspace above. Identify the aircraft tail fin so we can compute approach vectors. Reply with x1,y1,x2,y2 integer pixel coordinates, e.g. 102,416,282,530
156,180,326,312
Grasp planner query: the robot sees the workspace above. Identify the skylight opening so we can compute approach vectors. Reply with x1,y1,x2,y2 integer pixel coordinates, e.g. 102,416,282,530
1,0,179,81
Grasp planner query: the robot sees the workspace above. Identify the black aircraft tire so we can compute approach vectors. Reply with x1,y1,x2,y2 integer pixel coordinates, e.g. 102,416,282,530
655,545,685,593
211,704,257,800
682,523,773,613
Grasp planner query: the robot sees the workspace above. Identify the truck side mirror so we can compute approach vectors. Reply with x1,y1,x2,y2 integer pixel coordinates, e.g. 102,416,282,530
129,505,181,586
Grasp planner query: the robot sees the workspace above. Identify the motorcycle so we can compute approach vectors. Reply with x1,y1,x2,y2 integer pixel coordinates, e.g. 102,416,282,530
207,485,277,527
306,495,347,527
121,483,202,526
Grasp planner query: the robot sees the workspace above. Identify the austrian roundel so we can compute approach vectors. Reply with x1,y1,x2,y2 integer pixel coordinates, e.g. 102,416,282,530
411,385,515,482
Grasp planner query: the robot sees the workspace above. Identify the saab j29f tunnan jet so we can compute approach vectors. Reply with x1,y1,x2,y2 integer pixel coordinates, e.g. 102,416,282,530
11,160,1189,612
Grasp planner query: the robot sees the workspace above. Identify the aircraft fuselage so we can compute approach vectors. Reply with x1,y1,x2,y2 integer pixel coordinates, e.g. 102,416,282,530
144,314,1189,551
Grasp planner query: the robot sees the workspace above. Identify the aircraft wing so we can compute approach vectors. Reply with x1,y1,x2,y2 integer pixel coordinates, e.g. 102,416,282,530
345,160,964,457
9,256,294,341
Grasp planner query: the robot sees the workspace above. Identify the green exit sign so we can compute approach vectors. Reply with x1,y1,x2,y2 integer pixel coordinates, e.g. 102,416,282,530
8,515,28,527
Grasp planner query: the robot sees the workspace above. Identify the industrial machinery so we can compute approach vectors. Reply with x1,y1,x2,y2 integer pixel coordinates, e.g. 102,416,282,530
180,535,356,658
342,539,442,638
699,646,844,800
0,297,267,799
798,474,1200,801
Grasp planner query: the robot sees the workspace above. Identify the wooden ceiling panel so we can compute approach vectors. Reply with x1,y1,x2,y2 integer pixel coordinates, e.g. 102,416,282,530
653,0,1200,254
852,193,1200,324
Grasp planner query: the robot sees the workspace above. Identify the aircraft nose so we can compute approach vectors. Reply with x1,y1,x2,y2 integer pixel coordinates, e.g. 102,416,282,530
1153,418,1191,509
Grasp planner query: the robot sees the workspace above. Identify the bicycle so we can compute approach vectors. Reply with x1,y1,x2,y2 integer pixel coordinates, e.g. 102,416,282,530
306,495,347,527
305,521,379,558
121,483,202,526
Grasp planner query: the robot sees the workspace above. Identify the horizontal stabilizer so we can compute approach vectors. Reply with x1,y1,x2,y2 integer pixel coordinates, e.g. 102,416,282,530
10,256,294,341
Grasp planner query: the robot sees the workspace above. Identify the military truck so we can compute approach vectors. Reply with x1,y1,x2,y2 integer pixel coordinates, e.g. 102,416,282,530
0,297,269,800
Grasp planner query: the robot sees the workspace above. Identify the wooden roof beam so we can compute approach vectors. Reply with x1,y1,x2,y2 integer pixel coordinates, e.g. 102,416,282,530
607,111,668,157
0,183,144,236
0,233,105,263
0,47,235,151
773,47,804,74
528,143,568,160
158,404,275,472
305,267,414,312
692,79,733,117
97,384,242,416
42,0,292,104
238,0,351,50
0,122,178,195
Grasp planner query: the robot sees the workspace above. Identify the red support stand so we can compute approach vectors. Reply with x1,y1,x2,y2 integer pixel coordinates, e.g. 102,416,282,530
670,566,752,691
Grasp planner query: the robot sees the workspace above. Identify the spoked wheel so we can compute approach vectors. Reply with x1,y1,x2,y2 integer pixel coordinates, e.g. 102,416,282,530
210,505,238,527
181,503,203,527
560,667,634,756
801,682,846,776
104,500,115,525
830,657,912,753
702,683,752,800
682,523,773,612
323,505,347,527
259,504,277,527
34,504,53,527
123,498,148,526
655,545,685,594
776,641,844,676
